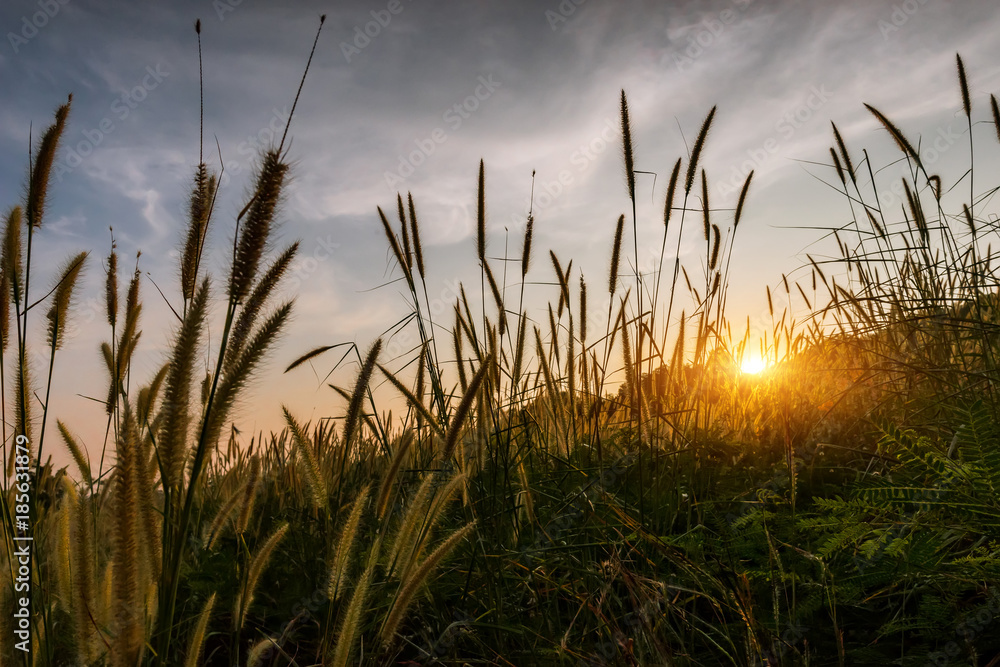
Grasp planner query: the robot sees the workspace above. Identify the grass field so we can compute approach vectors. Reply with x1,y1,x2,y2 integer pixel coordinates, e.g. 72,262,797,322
2,22,1000,666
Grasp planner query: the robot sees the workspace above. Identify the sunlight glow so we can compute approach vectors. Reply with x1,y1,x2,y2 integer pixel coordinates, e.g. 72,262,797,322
739,356,769,375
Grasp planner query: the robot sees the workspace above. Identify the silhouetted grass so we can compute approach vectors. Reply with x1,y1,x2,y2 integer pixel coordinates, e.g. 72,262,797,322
3,44,1000,667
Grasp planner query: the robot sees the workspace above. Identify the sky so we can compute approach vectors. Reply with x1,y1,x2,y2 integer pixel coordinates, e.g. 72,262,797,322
2,0,999,472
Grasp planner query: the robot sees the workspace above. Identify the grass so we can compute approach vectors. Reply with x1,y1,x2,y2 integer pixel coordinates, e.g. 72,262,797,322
2,28,1000,667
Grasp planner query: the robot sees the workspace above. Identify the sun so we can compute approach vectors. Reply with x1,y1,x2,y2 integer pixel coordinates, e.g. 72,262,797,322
739,355,769,375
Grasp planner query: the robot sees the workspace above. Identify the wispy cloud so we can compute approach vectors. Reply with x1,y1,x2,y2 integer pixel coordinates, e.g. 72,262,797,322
2,0,999,464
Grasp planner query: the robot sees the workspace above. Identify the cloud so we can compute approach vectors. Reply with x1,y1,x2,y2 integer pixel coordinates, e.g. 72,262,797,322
3,0,1000,466
81,148,187,247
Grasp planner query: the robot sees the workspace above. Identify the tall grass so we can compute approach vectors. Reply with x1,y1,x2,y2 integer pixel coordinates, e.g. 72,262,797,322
3,43,1000,667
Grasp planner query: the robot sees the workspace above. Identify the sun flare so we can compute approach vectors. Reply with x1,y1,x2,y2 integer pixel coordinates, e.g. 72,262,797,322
739,356,769,375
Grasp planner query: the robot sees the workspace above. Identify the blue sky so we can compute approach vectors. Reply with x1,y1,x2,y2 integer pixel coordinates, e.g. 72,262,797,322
2,0,999,469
